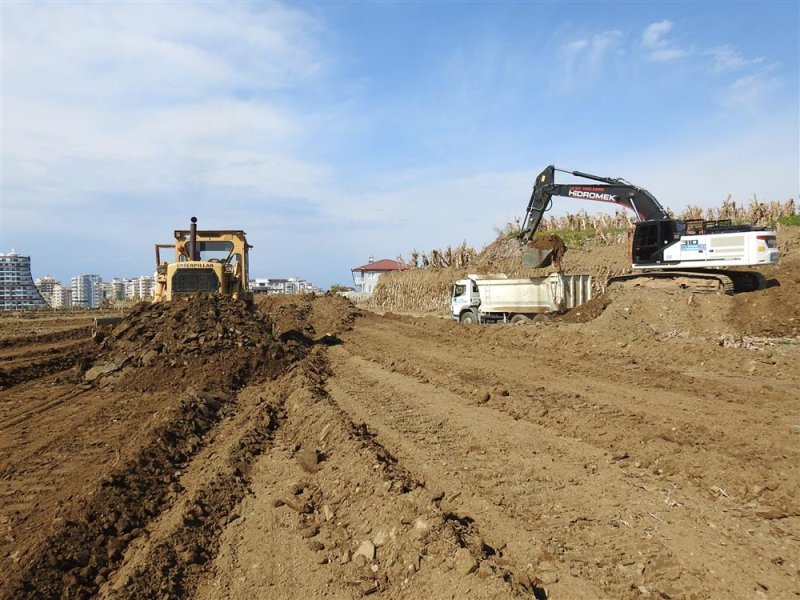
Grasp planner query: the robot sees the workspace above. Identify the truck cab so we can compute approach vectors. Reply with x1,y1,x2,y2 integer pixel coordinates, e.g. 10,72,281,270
451,278,481,323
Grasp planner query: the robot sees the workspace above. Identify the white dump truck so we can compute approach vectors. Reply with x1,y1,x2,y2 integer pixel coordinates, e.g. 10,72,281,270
451,273,592,324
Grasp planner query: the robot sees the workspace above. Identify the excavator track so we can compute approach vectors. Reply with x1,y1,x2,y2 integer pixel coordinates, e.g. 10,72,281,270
606,270,765,295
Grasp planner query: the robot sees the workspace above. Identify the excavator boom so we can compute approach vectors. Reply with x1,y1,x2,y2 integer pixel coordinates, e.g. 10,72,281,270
521,166,669,248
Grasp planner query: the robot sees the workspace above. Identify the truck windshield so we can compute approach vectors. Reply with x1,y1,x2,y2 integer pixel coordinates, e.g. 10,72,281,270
453,284,467,298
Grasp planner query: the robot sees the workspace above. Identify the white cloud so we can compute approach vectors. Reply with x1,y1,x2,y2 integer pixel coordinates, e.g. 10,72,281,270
641,19,689,62
706,45,764,73
721,72,784,112
647,48,689,62
2,2,334,212
642,20,673,47
557,30,623,90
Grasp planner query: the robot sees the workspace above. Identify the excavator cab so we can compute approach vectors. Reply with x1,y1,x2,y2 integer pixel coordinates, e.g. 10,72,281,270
631,220,684,264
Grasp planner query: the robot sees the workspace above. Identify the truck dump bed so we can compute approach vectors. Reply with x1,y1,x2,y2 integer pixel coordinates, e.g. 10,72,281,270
472,273,592,314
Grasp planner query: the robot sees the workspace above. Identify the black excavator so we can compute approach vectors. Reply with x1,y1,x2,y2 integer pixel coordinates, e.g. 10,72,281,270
519,166,779,293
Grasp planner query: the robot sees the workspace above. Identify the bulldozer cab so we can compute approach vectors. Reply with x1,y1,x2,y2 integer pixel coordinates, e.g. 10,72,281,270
153,217,253,303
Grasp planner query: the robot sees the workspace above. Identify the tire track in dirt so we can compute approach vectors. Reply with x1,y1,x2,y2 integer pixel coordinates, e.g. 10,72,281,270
0,296,309,600
344,315,799,515
5,388,235,599
102,387,285,599
0,324,92,350
326,315,800,599
0,339,95,390
197,347,538,600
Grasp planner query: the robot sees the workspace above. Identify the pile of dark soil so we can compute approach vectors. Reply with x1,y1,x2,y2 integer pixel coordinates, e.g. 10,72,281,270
558,293,612,323
12,388,233,599
256,292,360,338
85,295,306,392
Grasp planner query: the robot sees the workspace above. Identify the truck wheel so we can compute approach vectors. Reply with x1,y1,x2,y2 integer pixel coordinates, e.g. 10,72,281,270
510,314,530,324
460,310,478,324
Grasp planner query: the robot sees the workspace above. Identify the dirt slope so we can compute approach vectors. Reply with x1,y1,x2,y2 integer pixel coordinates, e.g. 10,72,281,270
1,231,799,599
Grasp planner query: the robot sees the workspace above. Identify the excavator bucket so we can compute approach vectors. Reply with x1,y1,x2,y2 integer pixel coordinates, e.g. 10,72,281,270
522,235,568,270
522,247,554,269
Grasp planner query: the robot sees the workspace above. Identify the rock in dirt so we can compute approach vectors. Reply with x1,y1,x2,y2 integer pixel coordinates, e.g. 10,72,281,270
301,525,320,538
454,547,478,576
538,571,559,585
282,496,311,514
297,447,320,473
84,362,120,382
372,530,389,548
410,516,433,539
755,507,788,520
354,540,376,562
429,489,445,502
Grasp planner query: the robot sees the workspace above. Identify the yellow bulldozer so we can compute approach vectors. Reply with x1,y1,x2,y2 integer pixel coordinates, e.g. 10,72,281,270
153,217,253,303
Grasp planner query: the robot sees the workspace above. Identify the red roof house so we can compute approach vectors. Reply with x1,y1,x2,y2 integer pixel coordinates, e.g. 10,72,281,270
351,258,408,295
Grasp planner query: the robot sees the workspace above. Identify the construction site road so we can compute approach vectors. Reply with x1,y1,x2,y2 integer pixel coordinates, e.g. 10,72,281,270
1,255,799,599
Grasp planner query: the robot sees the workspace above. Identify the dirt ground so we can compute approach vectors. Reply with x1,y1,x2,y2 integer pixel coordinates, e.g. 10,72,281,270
1,230,799,599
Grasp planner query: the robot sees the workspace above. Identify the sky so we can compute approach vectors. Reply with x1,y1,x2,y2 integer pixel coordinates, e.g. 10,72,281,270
1,1,798,288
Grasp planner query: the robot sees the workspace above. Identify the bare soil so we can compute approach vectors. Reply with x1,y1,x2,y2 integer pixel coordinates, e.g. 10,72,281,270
1,230,799,599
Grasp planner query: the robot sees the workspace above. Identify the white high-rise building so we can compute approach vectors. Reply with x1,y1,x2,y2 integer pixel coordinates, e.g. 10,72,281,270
124,275,155,299
110,278,126,301
71,274,103,308
1,251,48,310
50,284,73,308
34,275,59,307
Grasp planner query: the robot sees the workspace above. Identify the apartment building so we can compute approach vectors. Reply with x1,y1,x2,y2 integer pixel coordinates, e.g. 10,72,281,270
124,276,155,300
0,251,48,310
71,274,104,308
250,277,317,295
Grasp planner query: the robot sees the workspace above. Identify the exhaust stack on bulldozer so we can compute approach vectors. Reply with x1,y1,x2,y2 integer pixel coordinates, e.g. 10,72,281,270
153,217,253,303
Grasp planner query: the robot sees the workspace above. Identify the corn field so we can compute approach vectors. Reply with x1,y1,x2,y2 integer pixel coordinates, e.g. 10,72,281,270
401,242,477,269
537,197,797,235
367,269,456,313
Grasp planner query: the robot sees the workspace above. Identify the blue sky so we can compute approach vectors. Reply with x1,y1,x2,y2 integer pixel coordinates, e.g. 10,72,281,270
2,1,798,287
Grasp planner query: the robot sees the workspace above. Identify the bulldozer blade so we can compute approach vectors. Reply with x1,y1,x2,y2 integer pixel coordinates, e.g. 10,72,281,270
522,247,554,269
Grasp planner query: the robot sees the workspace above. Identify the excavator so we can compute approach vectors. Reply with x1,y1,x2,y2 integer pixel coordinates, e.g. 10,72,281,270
153,217,253,303
520,166,779,293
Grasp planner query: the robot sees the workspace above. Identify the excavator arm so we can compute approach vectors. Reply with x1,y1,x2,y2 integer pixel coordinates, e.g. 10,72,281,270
520,165,670,244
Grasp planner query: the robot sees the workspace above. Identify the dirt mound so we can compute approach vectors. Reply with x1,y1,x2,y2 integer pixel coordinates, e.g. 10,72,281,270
729,226,800,336
584,286,738,339
86,295,304,392
256,292,360,339
558,293,612,323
